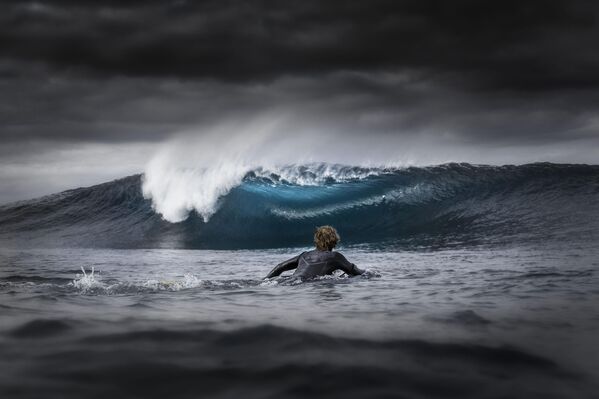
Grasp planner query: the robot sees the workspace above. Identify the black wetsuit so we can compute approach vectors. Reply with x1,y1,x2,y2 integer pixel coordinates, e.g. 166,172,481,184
265,249,364,279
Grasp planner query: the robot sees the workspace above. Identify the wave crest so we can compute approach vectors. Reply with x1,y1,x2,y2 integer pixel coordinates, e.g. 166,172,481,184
143,162,391,223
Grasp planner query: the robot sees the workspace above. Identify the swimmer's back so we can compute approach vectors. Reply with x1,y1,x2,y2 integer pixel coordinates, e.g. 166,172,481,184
264,228,364,280
292,250,362,279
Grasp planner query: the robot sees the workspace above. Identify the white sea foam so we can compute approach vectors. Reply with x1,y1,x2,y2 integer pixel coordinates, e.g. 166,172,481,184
259,278,280,286
71,269,206,294
67,267,380,295
250,163,390,186
141,274,203,291
143,157,252,223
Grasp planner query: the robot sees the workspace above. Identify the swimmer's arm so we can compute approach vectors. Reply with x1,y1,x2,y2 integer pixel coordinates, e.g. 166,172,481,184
265,253,302,278
334,252,364,276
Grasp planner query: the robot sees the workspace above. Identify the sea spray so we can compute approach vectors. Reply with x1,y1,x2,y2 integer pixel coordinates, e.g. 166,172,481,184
141,117,290,223
72,266,104,293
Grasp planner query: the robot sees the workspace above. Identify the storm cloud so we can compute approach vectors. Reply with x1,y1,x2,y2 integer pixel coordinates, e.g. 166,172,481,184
2,0,598,87
1,0,598,202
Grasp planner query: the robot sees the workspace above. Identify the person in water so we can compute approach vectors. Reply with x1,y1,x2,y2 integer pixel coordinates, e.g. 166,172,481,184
265,225,364,279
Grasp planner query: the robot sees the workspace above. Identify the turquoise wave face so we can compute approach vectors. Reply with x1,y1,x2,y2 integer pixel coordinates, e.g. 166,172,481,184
1,163,598,249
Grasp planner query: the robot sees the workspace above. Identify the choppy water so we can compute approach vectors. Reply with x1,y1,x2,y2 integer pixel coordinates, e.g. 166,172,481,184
1,242,598,398
2,162,598,397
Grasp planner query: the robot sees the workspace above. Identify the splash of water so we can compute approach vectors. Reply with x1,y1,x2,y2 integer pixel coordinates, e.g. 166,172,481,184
71,270,212,294
72,266,104,293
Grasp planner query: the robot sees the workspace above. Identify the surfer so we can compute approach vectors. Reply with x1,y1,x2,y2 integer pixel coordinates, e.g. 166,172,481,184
265,225,363,279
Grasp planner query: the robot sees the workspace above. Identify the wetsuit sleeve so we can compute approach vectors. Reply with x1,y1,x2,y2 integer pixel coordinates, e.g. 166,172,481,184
265,253,302,278
333,252,364,276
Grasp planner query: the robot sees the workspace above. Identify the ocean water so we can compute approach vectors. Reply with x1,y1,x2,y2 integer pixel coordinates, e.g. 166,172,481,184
1,163,599,398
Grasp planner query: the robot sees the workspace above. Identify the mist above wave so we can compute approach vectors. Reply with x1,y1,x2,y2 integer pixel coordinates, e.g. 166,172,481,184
139,118,414,223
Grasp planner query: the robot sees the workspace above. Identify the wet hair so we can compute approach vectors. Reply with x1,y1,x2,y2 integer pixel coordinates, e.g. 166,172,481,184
314,225,340,251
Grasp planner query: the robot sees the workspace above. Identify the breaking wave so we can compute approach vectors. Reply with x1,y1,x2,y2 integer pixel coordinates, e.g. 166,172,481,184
0,162,598,249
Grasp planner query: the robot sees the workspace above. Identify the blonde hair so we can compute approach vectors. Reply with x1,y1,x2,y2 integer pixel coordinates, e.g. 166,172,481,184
314,225,340,251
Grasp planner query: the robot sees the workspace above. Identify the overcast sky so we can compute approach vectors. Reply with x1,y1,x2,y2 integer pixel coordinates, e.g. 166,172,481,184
1,0,598,203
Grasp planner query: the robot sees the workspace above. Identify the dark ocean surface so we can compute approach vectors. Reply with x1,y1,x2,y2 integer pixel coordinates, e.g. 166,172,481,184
1,163,598,398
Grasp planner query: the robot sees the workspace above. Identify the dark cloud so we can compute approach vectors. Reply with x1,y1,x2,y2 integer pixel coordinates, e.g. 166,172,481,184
2,67,598,146
1,0,598,90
